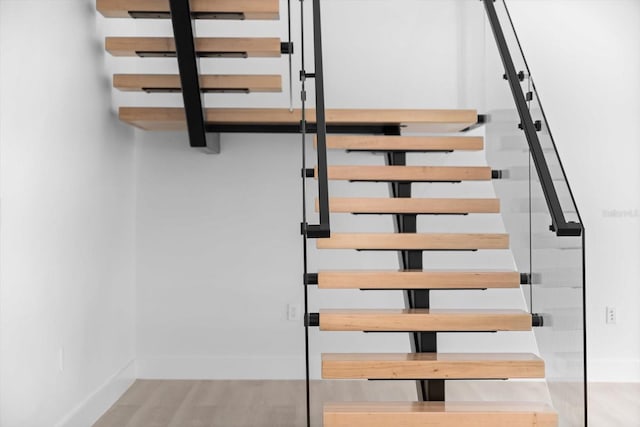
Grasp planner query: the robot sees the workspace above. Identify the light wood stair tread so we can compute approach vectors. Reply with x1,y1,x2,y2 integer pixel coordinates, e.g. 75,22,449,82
318,135,484,151
322,352,545,379
319,165,492,182
97,0,279,19
324,402,558,427
319,309,532,332
113,74,282,93
317,197,500,214
118,107,478,131
317,270,520,289
105,37,282,57
316,233,509,250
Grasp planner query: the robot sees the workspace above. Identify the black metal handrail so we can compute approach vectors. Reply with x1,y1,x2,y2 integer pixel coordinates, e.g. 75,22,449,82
305,0,330,239
482,0,581,237
168,0,207,148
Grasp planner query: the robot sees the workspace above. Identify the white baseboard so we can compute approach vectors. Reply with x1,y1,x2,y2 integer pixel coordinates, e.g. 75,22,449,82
137,356,322,380
54,360,136,427
588,358,640,382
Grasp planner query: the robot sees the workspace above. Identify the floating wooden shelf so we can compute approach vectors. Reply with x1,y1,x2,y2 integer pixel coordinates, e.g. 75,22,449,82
105,37,282,58
118,108,478,132
316,233,509,251
317,270,521,290
323,402,558,427
318,135,484,152
113,74,282,93
318,309,532,332
97,0,280,20
319,166,492,182
316,198,500,214
322,352,545,380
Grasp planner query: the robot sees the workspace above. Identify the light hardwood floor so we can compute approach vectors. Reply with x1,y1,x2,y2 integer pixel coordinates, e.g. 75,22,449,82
93,380,639,427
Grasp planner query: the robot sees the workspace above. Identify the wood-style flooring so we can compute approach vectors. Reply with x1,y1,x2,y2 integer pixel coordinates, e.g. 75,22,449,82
93,380,640,427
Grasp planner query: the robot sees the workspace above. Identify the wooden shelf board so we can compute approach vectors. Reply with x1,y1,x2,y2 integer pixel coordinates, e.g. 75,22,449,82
324,401,558,427
317,270,520,290
322,352,545,380
316,198,500,214
319,135,484,151
97,0,279,20
316,233,509,251
105,37,282,58
113,74,282,93
320,165,492,182
319,309,532,332
119,107,479,132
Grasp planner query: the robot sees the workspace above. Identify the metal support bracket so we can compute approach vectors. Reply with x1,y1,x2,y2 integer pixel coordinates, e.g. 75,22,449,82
305,313,320,327
281,42,295,55
503,70,526,82
304,273,319,285
519,120,542,132
532,313,545,327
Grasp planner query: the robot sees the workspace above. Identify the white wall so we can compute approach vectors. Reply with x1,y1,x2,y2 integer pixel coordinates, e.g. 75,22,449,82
0,1,137,426
504,0,640,382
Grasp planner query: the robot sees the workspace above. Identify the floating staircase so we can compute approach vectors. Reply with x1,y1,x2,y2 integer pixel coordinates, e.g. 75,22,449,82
310,127,558,425
98,0,564,425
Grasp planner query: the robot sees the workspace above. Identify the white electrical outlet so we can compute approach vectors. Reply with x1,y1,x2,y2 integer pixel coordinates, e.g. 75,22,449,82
287,304,301,321
606,306,616,325
58,348,64,372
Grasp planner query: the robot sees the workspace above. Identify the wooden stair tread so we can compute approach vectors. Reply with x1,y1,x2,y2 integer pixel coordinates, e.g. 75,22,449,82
105,37,282,57
113,74,282,93
319,135,484,151
317,270,520,289
322,352,545,379
97,0,280,19
316,233,509,250
324,402,558,427
118,107,478,131
319,309,532,332
317,198,500,214
320,165,492,182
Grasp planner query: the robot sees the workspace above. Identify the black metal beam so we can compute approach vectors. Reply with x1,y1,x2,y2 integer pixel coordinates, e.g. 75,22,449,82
169,0,207,148
482,0,581,237
385,132,444,403
205,123,400,134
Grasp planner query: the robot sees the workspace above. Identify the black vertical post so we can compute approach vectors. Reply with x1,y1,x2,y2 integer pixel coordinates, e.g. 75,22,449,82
169,0,207,148
385,128,444,402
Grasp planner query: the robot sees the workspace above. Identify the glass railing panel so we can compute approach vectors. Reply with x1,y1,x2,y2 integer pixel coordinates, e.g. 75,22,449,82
484,105,533,313
486,1,587,425
530,176,586,427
